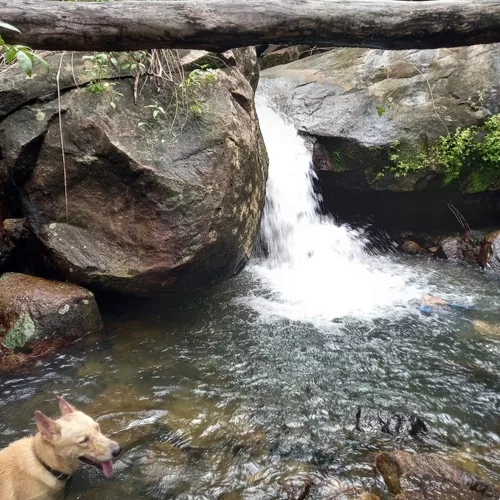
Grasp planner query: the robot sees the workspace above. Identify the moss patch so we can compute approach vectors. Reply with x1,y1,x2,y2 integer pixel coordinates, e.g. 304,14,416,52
1,314,36,350
322,145,344,172
375,114,500,192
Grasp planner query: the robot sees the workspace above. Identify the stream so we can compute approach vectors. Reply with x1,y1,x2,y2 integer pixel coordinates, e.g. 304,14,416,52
0,97,499,498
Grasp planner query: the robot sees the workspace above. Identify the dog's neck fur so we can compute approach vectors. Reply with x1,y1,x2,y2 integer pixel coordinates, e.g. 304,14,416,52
32,432,78,476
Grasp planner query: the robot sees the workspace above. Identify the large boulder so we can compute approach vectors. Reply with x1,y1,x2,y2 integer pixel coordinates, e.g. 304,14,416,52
0,50,267,295
260,45,500,231
0,272,102,351
375,451,500,499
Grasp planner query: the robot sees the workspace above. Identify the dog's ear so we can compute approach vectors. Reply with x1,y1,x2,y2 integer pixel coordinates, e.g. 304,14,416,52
35,411,61,440
56,395,75,416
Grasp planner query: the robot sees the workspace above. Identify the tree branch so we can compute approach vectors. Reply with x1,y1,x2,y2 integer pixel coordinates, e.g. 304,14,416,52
1,0,500,52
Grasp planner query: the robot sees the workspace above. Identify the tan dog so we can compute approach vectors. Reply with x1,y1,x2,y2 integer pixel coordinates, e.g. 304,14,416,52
0,396,121,500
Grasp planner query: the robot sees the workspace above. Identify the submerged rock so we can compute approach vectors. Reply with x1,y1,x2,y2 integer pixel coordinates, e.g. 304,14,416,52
0,272,102,351
400,240,421,255
355,408,428,437
281,474,314,500
473,320,500,337
478,230,500,272
0,50,268,296
375,451,500,499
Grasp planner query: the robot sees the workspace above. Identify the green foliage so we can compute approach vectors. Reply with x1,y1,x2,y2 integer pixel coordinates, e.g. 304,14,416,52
184,65,216,88
376,114,500,192
376,105,386,117
82,52,123,108
120,50,149,75
145,101,167,120
433,127,476,184
0,22,48,77
83,52,111,93
387,140,428,178
183,65,217,115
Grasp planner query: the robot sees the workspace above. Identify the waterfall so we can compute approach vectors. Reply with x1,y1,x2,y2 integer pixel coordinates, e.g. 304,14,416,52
247,98,426,325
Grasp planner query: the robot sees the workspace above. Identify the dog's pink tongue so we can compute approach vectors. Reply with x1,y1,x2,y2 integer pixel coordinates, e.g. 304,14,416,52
101,461,113,478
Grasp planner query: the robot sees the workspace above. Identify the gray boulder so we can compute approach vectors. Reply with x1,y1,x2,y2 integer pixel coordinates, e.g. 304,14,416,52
260,45,500,231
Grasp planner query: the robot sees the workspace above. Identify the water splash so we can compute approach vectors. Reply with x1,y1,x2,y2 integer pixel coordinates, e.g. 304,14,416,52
247,98,428,325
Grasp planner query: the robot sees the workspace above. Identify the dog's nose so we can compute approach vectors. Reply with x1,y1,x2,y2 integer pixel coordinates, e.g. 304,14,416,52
112,445,121,458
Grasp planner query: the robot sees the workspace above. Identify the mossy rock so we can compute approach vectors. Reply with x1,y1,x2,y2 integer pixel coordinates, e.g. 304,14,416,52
0,273,102,352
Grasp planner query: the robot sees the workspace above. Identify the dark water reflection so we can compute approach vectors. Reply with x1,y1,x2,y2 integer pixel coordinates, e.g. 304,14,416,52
0,259,499,498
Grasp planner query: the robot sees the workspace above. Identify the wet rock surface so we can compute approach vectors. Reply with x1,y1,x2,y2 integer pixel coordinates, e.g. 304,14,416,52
400,240,421,255
0,272,102,351
375,451,500,499
478,230,500,272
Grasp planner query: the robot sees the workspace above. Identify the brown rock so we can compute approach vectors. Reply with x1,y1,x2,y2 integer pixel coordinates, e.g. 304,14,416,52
0,272,102,351
375,451,500,499
400,240,421,255
478,230,500,272
13,50,267,296
282,475,314,500
3,218,28,242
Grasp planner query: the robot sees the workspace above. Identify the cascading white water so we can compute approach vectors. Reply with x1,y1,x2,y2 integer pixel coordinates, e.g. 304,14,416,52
247,98,428,325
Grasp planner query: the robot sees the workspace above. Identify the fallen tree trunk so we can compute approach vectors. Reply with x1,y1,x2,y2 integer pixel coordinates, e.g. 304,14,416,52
1,0,500,52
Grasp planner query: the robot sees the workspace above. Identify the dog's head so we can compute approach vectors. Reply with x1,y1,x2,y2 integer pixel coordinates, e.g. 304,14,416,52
35,396,121,477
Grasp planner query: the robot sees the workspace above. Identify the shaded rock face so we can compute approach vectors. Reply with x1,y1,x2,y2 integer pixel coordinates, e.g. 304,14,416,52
478,231,500,272
260,45,500,232
0,272,102,350
435,236,478,262
375,451,500,499
0,50,267,295
260,45,313,70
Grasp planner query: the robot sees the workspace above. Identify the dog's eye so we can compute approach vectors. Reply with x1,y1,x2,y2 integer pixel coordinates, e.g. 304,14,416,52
79,436,89,444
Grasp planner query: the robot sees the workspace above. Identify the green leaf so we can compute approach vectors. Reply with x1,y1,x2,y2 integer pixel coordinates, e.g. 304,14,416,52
130,63,137,71
110,101,116,109
4,47,17,64
20,48,34,63
0,21,21,33
110,57,118,67
16,50,32,76
34,53,49,70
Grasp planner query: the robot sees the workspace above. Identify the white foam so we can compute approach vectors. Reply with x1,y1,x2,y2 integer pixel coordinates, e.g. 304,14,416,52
246,98,427,326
